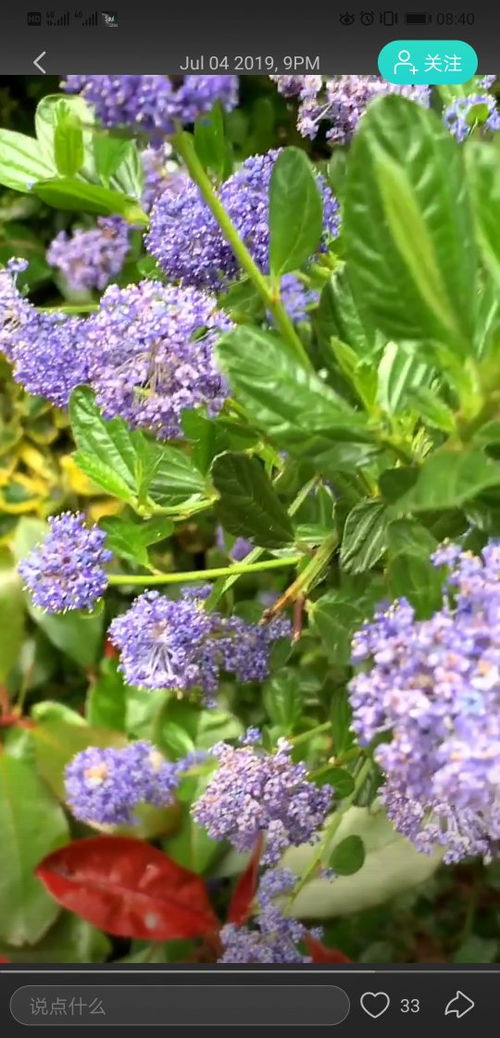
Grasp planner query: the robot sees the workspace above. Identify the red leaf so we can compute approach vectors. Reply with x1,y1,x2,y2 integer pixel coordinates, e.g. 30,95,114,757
0,956,10,962
227,835,263,925
305,935,351,963
35,835,218,941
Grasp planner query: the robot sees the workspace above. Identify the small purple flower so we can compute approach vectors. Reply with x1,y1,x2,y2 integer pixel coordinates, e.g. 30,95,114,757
47,217,130,293
82,279,230,439
193,738,332,864
348,540,500,863
140,145,186,212
275,274,319,324
270,75,322,99
61,74,238,137
295,76,430,145
146,149,339,290
64,741,179,825
0,258,32,361
108,586,291,705
219,868,312,963
443,94,500,141
10,310,89,408
18,511,112,613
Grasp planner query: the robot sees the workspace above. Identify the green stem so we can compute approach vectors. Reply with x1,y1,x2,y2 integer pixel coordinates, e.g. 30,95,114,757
108,554,302,587
290,721,331,747
285,754,372,909
172,129,312,371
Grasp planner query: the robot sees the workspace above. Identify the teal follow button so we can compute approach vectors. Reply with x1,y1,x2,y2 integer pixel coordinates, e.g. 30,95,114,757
378,40,478,85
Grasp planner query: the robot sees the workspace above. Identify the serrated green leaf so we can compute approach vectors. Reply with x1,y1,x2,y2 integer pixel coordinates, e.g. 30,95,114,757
262,669,303,732
100,515,173,567
211,451,294,548
393,449,500,513
339,501,387,574
33,177,147,224
344,95,477,352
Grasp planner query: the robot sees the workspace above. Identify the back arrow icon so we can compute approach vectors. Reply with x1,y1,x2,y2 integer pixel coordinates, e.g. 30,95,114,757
444,991,475,1019
33,51,47,74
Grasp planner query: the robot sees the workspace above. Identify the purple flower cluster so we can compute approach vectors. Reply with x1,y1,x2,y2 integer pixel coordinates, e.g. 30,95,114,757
83,279,230,439
193,737,332,863
140,145,187,212
18,511,112,613
1,259,89,407
219,868,313,963
62,75,238,137
146,149,340,290
348,540,500,863
47,217,130,293
277,274,319,324
64,741,180,825
443,94,500,141
108,586,291,705
0,258,31,361
277,76,430,145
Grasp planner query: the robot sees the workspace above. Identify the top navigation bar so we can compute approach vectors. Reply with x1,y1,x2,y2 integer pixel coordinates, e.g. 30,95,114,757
1,2,499,74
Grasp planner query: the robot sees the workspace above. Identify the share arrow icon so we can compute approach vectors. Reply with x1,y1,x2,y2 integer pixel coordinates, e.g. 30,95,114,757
444,991,475,1019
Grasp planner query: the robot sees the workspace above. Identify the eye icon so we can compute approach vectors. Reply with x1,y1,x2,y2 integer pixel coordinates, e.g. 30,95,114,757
339,11,355,25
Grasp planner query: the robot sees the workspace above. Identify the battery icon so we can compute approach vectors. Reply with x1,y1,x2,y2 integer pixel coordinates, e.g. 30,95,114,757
405,11,431,23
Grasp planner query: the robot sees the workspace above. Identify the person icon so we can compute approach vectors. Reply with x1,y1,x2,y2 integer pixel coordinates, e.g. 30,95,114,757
393,48,418,75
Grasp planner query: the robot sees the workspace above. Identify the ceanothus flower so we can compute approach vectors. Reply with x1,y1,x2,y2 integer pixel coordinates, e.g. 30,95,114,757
140,144,186,212
47,217,130,292
0,258,31,361
294,76,430,144
10,309,89,409
108,586,291,706
193,738,332,863
18,511,112,613
146,149,339,290
270,75,322,99
64,741,180,825
61,75,238,137
83,279,230,438
443,94,500,141
277,274,319,323
348,540,500,864
219,868,314,963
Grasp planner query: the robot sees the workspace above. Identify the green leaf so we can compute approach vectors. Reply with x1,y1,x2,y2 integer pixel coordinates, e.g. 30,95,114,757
453,936,498,964
144,443,208,510
217,327,372,468
329,834,365,875
386,518,442,617
0,549,24,681
0,129,54,192
70,387,139,505
33,178,147,224
27,605,104,669
393,449,500,513
377,341,434,415
211,451,294,549
263,669,303,732
53,107,84,177
0,755,68,945
319,767,354,798
219,277,265,323
285,805,442,919
0,913,111,964
344,95,477,352
100,515,173,567
35,94,94,174
309,589,378,666
164,795,223,875
466,142,500,290
330,688,354,756
269,147,323,276
31,701,86,726
316,267,376,356
339,501,387,574
86,658,127,731
32,721,127,799
194,103,227,182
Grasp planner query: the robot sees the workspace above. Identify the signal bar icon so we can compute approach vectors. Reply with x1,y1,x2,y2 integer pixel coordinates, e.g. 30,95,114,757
82,10,99,24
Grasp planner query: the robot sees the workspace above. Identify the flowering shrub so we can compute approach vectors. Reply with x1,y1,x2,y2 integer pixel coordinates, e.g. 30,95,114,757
0,73,500,966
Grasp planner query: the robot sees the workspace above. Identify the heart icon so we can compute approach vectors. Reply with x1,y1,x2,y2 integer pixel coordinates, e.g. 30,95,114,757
360,992,390,1019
